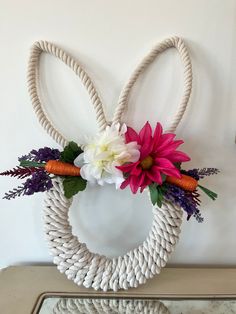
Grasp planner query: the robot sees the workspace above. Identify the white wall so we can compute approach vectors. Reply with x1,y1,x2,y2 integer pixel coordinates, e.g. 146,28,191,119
0,0,236,268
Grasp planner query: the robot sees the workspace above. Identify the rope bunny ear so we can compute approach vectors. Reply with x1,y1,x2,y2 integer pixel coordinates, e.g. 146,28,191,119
27,41,107,147
113,36,192,132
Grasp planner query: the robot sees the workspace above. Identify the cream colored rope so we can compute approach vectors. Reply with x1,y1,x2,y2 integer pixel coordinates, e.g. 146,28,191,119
113,36,192,132
44,178,182,291
27,37,192,291
27,40,107,147
27,37,192,146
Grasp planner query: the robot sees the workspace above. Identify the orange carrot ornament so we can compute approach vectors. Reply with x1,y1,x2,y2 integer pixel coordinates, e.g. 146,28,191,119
166,172,218,201
166,174,198,192
45,160,80,176
20,159,81,176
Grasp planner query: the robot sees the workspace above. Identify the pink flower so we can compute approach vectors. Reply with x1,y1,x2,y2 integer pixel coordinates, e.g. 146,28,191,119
117,122,190,194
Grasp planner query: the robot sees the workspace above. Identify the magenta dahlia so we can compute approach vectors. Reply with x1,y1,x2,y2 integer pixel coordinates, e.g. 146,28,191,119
117,122,190,193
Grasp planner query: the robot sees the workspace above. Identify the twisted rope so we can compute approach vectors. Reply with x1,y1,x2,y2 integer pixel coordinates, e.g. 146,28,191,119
27,38,192,291
113,36,192,132
27,40,107,147
44,179,182,291
52,297,170,314
28,37,192,145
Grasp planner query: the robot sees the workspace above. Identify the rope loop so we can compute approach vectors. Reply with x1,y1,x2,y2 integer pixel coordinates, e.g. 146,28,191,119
112,36,192,132
27,40,107,147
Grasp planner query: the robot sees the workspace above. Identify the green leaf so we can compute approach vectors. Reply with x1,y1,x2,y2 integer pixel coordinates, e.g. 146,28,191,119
161,174,167,182
149,183,166,207
156,197,163,208
63,176,87,199
19,160,45,167
149,183,158,205
174,162,182,170
198,184,218,201
159,183,168,193
60,141,83,163
156,185,164,208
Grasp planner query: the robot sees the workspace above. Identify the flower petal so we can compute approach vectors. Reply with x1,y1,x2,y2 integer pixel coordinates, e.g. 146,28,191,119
152,122,163,151
139,121,152,144
120,123,127,135
156,140,184,157
156,133,176,152
166,151,191,162
74,153,85,167
130,165,142,176
116,161,139,173
120,177,130,189
126,142,141,162
80,164,102,181
125,127,139,143
139,140,153,159
160,167,181,178
154,157,181,178
115,176,125,189
140,176,152,192
130,174,144,194
154,157,175,169
146,166,162,184
136,172,145,188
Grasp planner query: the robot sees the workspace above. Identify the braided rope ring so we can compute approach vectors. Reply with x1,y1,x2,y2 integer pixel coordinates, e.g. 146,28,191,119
28,37,192,291
44,178,182,291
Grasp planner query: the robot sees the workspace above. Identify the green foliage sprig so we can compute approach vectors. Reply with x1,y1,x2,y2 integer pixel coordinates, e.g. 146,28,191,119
59,142,86,198
60,141,83,163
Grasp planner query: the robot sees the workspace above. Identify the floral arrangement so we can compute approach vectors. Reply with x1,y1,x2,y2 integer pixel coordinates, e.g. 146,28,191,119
0,122,219,222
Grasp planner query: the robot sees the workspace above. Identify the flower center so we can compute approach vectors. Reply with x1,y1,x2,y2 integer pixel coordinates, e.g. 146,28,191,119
140,155,154,170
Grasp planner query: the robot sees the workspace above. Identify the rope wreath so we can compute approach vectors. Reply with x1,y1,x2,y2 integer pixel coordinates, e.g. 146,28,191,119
52,298,170,314
27,37,192,291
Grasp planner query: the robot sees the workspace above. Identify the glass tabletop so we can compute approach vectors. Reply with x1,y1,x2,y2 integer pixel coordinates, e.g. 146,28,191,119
37,296,236,314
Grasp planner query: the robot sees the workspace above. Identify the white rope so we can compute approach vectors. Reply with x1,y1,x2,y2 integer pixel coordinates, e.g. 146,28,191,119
44,178,182,291
113,36,192,133
28,37,192,147
52,297,170,314
27,41,107,147
27,37,192,291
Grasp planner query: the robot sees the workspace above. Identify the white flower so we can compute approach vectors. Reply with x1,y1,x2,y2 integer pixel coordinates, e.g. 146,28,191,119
74,123,140,188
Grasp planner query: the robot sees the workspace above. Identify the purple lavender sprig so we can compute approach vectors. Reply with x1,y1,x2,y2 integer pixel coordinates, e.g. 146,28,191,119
18,147,60,163
182,168,219,180
197,168,220,179
3,169,53,200
181,169,200,180
2,147,60,200
3,185,26,200
18,153,34,162
0,166,38,179
24,170,53,195
164,183,204,222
